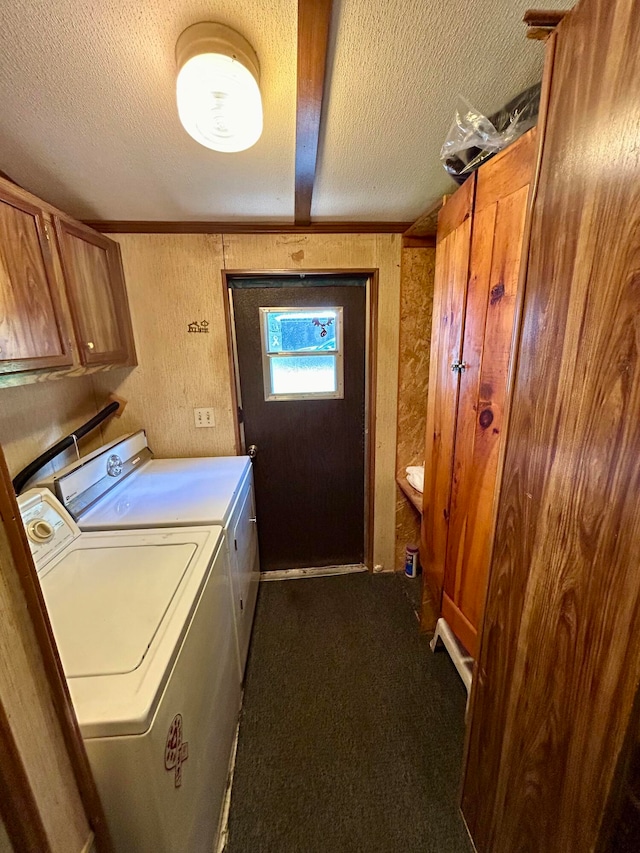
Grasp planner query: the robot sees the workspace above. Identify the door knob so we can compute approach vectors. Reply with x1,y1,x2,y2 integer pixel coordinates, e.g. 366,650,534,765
248,444,258,459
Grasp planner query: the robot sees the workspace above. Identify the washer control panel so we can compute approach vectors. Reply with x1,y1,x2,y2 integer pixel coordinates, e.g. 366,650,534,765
18,490,80,572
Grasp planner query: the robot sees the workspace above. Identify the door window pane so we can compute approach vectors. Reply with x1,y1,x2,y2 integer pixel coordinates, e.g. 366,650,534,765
265,310,338,353
260,307,344,400
270,355,337,395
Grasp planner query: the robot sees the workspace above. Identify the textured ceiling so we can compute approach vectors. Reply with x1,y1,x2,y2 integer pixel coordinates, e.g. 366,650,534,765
0,0,568,222
314,0,568,220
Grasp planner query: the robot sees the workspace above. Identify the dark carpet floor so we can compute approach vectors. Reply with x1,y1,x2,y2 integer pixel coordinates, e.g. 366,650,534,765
225,573,472,853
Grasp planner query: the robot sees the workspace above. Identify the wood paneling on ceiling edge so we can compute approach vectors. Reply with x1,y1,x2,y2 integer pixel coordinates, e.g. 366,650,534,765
82,221,414,234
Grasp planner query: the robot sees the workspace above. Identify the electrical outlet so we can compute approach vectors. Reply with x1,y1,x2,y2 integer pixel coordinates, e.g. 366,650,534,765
194,407,215,428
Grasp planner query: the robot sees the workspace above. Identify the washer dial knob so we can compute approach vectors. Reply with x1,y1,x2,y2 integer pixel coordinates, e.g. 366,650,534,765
27,519,55,543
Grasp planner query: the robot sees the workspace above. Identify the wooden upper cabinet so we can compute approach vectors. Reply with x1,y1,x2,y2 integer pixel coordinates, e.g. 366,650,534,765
0,188,72,374
54,219,135,366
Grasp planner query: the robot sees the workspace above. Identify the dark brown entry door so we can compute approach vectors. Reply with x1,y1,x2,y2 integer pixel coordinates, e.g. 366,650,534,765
230,277,367,571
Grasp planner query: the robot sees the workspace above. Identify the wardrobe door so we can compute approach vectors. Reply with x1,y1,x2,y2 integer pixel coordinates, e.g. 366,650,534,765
443,129,537,656
420,175,475,626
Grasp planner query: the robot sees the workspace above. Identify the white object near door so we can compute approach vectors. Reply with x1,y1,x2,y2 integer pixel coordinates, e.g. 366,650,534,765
18,489,241,853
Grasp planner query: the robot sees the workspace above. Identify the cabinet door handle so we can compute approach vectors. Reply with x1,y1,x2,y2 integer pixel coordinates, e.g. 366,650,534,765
249,517,257,523
86,341,95,350
451,360,466,373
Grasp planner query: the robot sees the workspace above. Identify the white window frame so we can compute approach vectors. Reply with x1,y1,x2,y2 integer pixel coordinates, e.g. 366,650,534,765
259,306,345,401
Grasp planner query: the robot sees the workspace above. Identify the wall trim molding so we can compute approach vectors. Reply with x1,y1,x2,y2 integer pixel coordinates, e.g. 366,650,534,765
82,221,414,235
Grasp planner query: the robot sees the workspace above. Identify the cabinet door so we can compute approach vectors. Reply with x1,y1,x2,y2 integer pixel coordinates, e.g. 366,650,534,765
229,477,260,674
54,219,135,366
0,190,72,374
420,175,475,626
442,130,537,657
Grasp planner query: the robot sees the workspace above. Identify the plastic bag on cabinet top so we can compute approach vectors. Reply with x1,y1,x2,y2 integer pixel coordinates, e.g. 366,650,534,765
441,83,541,184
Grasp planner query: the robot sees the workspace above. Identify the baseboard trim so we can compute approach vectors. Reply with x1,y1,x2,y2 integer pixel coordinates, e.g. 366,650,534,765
260,564,368,581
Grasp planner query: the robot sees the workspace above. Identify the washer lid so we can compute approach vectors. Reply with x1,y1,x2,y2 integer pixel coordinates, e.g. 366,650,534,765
41,542,196,677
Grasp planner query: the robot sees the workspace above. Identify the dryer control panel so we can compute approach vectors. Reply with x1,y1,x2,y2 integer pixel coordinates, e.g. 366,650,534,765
18,490,80,572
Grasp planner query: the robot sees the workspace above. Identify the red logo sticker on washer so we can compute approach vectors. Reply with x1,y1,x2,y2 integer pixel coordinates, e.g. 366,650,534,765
164,714,189,787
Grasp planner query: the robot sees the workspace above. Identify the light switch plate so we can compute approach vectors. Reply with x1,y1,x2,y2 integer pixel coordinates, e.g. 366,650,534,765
194,407,215,428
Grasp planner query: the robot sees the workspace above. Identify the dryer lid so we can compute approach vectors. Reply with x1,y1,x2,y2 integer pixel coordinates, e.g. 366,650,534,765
41,541,197,677
76,456,251,529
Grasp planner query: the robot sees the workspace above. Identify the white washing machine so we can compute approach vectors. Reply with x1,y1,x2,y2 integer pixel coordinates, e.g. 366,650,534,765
45,431,261,674
19,489,241,853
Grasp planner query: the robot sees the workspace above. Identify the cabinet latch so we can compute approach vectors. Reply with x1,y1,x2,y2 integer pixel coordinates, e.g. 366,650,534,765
451,360,466,373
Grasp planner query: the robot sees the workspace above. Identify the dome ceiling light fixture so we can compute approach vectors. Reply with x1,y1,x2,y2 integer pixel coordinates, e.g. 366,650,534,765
175,22,263,153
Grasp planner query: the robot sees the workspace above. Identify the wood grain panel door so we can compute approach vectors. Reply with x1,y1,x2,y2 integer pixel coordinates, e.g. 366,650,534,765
0,188,72,374
442,130,536,656
463,2,640,850
420,175,475,626
54,219,135,366
231,279,366,572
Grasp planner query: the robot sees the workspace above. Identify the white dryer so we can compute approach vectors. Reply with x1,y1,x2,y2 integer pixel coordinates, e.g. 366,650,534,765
47,431,260,674
19,489,241,853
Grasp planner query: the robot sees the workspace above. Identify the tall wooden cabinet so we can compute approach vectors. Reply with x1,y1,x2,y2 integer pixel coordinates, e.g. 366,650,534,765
0,177,136,383
459,0,640,850
421,128,536,656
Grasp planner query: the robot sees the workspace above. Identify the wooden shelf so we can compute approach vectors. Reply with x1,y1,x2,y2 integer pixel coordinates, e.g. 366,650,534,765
397,475,423,515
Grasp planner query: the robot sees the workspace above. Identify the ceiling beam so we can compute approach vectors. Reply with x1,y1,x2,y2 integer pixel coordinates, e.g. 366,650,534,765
82,220,414,234
295,0,333,226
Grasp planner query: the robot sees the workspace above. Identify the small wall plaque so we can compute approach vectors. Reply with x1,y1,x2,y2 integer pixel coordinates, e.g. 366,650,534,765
188,320,209,334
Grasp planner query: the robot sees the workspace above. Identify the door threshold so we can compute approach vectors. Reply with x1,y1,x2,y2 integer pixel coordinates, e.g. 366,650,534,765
260,564,368,581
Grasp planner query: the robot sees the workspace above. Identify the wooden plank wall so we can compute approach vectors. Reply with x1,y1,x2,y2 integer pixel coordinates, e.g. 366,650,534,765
462,0,640,849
